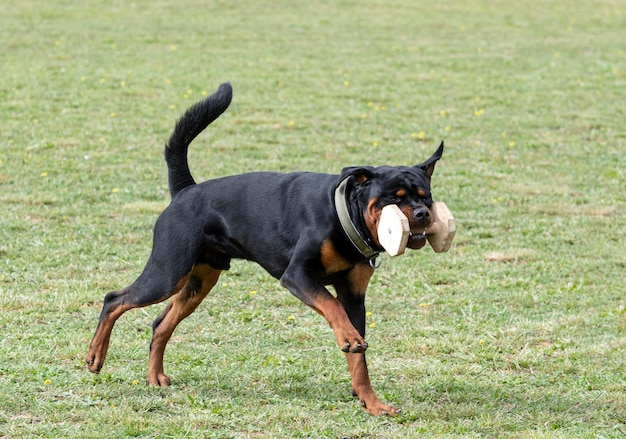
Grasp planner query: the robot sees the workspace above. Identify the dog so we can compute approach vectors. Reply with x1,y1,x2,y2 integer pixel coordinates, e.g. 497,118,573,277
86,82,444,416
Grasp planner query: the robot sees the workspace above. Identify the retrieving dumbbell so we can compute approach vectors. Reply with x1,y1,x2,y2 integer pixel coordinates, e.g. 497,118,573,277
377,202,455,256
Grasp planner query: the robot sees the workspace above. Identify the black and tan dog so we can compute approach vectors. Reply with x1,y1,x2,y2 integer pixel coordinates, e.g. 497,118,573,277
86,83,444,415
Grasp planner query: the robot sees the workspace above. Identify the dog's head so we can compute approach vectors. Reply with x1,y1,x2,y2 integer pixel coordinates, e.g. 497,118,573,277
341,141,444,251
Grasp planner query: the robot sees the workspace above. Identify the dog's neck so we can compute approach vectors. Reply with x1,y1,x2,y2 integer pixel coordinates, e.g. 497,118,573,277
334,177,380,264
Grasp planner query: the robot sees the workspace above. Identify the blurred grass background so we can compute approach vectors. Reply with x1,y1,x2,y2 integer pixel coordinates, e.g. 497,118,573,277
1,0,625,437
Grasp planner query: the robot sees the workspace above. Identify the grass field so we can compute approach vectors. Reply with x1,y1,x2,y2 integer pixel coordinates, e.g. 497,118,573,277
1,0,625,437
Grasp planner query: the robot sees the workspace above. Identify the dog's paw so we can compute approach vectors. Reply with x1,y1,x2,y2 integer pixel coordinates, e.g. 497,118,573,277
341,340,369,353
85,353,102,374
360,399,401,416
148,372,172,387
336,329,368,353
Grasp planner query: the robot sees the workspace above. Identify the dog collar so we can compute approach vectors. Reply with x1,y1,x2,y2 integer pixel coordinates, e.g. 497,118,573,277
334,177,380,265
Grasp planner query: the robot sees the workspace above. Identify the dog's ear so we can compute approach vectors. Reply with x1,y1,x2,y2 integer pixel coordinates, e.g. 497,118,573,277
340,166,376,184
415,141,444,181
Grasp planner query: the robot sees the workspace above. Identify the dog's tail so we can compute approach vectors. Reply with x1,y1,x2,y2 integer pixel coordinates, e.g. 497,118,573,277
164,82,233,198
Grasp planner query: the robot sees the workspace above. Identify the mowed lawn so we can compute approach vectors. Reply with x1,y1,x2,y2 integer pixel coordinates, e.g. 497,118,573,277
1,0,625,437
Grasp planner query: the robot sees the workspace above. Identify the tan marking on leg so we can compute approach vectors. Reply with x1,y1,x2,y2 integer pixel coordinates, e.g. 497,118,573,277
345,352,400,416
147,264,221,386
312,294,367,353
86,274,190,374
85,290,136,374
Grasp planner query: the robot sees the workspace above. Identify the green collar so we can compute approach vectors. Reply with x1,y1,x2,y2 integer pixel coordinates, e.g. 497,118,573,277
334,177,380,264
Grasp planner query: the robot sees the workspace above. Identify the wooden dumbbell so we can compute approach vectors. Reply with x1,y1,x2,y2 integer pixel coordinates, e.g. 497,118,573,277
377,202,455,256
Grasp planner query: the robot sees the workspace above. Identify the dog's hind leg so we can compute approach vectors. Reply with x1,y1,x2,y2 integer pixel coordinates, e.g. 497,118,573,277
85,261,188,375
147,263,221,386
85,215,204,375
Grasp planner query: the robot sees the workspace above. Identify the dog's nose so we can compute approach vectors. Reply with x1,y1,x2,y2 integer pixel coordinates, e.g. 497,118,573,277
413,206,430,223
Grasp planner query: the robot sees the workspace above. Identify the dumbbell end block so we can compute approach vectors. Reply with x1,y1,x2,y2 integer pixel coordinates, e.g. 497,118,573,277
426,202,456,253
377,205,410,256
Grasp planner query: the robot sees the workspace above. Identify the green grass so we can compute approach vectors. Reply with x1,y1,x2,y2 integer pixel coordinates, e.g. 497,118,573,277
1,0,625,437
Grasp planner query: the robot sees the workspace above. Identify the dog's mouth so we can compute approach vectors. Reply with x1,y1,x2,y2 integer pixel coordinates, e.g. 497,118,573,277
407,230,427,249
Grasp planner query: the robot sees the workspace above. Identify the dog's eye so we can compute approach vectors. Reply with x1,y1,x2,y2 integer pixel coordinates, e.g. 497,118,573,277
394,189,407,199
417,189,426,198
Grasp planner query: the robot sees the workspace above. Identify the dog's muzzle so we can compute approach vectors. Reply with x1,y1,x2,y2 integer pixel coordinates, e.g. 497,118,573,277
407,206,431,249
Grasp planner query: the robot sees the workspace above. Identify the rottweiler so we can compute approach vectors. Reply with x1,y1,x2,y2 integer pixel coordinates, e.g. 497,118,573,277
86,82,444,415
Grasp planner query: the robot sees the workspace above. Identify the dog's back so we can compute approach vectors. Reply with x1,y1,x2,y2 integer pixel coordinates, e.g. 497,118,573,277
165,170,340,278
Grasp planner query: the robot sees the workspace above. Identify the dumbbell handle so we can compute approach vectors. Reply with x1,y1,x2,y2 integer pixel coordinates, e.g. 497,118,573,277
426,222,441,236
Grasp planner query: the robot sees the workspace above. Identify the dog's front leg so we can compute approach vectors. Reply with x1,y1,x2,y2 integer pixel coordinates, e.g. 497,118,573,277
344,353,399,415
335,265,400,416
280,264,367,354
